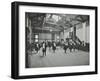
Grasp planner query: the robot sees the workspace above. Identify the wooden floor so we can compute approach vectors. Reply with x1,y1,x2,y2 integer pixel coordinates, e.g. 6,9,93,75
27,47,89,68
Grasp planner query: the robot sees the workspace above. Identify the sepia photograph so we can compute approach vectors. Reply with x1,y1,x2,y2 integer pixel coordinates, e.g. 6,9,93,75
25,12,90,68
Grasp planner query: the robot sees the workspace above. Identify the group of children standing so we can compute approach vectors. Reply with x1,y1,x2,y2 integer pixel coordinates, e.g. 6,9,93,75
32,39,80,56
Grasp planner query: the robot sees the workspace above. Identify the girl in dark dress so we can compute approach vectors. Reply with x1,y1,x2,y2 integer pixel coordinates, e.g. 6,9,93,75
42,42,47,56
69,41,73,52
63,42,68,53
48,41,52,50
72,42,76,51
52,42,56,53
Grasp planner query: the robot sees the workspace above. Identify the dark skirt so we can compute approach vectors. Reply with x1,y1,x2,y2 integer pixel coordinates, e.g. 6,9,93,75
42,48,46,52
69,45,73,49
63,45,68,50
52,46,56,50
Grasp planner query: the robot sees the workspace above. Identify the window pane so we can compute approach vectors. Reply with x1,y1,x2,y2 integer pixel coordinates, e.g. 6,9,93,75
35,35,38,38
35,39,38,42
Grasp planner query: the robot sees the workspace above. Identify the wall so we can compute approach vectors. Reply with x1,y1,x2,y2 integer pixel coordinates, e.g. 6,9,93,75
86,26,90,43
64,22,90,43
0,0,99,81
64,27,72,40
39,33,52,42
64,30,69,39
76,27,83,41
76,22,90,43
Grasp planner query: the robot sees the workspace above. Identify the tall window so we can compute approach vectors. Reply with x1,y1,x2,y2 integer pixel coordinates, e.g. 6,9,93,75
35,34,39,42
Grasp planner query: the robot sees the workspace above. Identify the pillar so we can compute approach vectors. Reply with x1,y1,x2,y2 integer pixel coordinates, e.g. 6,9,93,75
82,22,86,46
29,19,32,44
82,22,86,42
73,26,76,40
